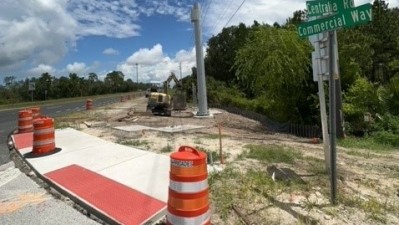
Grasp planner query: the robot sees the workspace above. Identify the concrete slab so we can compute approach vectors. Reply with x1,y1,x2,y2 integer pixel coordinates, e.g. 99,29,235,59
22,128,149,174
98,153,170,202
114,124,205,133
114,125,150,132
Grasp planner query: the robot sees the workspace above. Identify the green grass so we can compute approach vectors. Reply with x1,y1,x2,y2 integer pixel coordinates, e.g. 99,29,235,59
338,136,398,152
117,139,149,148
338,190,399,223
209,166,309,221
346,149,372,158
242,144,303,164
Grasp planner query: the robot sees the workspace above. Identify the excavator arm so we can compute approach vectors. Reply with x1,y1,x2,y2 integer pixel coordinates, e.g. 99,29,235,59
163,72,181,94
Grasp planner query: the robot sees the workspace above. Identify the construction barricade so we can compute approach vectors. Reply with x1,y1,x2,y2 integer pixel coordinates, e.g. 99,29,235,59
167,146,211,225
18,110,33,133
86,99,93,110
32,116,56,155
30,106,41,121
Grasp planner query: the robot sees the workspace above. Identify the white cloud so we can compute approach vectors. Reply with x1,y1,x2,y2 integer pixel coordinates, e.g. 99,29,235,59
103,48,120,55
0,0,77,68
117,43,197,83
66,62,87,74
126,44,165,65
28,64,56,76
67,0,194,38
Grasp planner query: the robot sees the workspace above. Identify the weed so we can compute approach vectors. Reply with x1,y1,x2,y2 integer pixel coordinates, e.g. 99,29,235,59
302,194,319,213
203,133,228,139
160,144,173,153
346,149,372,158
193,138,202,145
236,150,247,160
338,192,399,223
304,156,328,175
54,120,70,129
243,144,303,164
117,138,149,147
338,136,397,152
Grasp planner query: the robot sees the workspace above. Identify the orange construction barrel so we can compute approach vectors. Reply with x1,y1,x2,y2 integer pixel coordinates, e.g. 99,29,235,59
32,117,56,155
86,99,93,110
167,146,211,225
18,110,33,133
30,107,41,121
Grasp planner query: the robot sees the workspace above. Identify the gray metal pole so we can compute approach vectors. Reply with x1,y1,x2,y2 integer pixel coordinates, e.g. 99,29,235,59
191,3,209,116
328,30,337,205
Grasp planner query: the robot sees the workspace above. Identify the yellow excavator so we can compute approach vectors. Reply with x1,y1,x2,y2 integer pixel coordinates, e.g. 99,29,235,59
146,72,186,116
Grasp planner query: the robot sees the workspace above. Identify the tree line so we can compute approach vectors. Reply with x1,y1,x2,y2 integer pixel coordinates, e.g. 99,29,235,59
1,71,151,103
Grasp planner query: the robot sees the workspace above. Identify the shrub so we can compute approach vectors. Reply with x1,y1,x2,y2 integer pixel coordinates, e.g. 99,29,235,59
343,77,381,135
371,131,399,147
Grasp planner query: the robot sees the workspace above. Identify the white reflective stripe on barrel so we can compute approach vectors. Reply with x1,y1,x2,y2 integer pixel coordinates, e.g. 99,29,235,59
169,180,208,193
18,125,33,129
167,209,210,225
19,117,33,121
33,139,55,146
34,127,54,135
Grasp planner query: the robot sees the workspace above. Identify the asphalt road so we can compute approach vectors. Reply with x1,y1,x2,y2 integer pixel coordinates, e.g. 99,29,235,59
0,95,120,165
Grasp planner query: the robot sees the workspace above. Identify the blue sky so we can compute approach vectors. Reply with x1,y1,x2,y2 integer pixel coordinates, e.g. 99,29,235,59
1,0,397,83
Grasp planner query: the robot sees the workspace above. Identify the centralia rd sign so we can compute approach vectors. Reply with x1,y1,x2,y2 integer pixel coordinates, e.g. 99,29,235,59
298,3,372,37
306,0,354,17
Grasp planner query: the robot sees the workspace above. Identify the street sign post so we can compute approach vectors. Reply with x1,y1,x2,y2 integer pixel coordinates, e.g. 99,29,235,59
298,0,372,205
28,82,35,91
306,0,355,17
298,3,372,37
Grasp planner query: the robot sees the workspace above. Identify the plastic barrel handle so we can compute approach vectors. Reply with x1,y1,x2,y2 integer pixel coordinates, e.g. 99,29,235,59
178,146,200,156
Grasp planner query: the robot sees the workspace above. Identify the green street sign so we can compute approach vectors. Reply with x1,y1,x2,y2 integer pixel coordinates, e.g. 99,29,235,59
298,3,372,37
306,0,355,17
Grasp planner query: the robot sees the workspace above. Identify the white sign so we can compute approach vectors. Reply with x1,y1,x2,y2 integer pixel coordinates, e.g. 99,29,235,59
28,82,36,91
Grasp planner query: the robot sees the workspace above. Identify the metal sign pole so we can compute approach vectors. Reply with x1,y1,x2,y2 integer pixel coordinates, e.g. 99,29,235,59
328,30,337,204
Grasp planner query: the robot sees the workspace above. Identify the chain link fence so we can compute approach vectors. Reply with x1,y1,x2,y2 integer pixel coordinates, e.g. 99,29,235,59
211,104,321,138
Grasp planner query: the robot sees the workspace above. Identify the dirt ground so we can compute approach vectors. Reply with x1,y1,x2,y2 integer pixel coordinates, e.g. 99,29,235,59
57,95,399,225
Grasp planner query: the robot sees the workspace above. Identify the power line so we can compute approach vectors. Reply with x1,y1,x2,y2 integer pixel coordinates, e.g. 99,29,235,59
223,0,247,28
209,0,234,36
201,0,212,27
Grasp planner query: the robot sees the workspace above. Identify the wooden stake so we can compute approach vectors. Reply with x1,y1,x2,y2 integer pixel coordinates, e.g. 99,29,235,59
218,123,224,164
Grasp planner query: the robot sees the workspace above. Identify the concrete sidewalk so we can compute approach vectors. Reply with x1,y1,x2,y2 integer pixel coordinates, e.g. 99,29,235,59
12,128,170,225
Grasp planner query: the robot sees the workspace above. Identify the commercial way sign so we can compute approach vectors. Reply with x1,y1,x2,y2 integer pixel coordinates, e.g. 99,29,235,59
298,3,372,37
306,0,355,17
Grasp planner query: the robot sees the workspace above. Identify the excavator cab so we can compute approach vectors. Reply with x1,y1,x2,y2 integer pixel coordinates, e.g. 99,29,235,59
146,92,172,116
146,72,186,116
